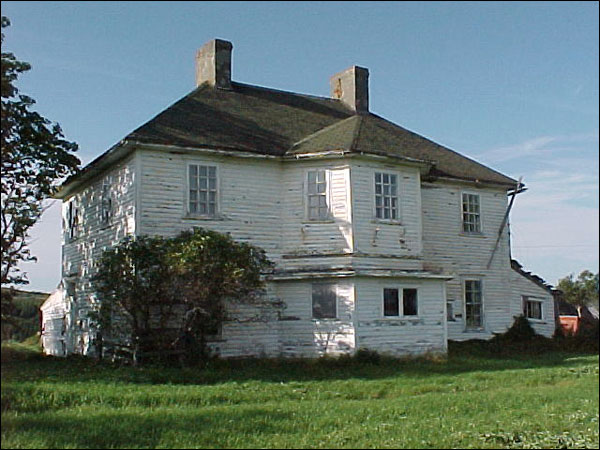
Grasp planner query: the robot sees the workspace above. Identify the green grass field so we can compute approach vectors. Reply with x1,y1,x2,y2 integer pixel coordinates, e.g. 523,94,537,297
1,342,598,449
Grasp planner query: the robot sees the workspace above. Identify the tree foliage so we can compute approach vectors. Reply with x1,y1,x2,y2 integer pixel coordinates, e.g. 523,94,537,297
557,270,599,307
92,228,273,362
1,16,80,300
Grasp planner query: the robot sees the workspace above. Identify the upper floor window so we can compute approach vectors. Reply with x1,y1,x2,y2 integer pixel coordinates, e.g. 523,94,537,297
312,283,337,319
307,170,329,220
66,200,80,240
375,172,398,220
188,164,217,216
465,279,483,329
462,193,481,233
383,287,418,317
100,179,112,225
523,296,543,321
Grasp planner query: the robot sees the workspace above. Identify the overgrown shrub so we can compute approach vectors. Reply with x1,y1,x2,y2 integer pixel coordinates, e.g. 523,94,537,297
92,228,273,365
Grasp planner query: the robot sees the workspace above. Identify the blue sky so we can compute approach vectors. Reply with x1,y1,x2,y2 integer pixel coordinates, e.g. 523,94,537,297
3,1,598,292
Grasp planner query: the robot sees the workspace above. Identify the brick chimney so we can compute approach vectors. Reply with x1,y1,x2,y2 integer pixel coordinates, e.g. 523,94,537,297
196,39,233,89
330,66,369,113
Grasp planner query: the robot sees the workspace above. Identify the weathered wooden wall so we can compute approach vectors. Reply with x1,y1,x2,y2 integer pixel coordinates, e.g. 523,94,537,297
354,276,447,355
509,270,556,337
60,153,137,355
421,181,515,340
56,143,545,359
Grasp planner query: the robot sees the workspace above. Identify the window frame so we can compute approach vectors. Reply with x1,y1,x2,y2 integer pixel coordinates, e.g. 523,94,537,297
373,171,401,223
381,285,420,318
66,199,80,241
186,162,220,218
463,278,484,330
523,296,544,322
100,177,113,226
311,283,338,320
305,169,332,222
460,191,483,234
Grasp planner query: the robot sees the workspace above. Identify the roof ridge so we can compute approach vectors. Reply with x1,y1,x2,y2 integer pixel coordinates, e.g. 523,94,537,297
349,114,365,152
233,81,353,107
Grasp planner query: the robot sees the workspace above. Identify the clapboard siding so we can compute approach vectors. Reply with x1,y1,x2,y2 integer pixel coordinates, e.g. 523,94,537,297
60,154,138,354
421,182,515,340
509,270,555,337
275,279,356,357
138,150,283,256
350,160,423,271
355,277,447,355
280,161,352,257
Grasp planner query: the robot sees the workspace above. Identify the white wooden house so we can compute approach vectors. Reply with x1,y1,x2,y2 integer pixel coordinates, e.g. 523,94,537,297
44,39,556,358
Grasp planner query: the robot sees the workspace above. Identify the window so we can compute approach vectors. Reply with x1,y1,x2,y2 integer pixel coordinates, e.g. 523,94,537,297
383,287,418,317
67,200,80,240
403,288,418,316
383,288,399,316
523,296,543,320
465,280,483,328
375,172,398,220
312,284,337,319
188,164,217,216
100,179,112,225
307,170,329,220
462,193,481,233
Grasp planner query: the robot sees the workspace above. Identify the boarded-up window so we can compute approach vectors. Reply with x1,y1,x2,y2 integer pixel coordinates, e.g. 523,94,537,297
307,170,329,220
375,172,398,220
523,296,543,320
403,288,418,316
465,280,483,328
312,284,337,319
462,193,481,233
383,288,399,316
189,165,217,216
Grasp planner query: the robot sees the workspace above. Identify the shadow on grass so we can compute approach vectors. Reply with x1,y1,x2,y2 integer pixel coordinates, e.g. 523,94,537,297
2,405,296,449
2,340,597,387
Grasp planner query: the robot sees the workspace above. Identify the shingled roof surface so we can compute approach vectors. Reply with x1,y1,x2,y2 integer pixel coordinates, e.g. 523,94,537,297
128,81,516,186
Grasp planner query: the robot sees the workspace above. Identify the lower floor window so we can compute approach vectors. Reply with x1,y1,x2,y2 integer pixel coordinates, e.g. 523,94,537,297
383,287,418,317
465,279,483,328
523,297,543,320
312,284,337,319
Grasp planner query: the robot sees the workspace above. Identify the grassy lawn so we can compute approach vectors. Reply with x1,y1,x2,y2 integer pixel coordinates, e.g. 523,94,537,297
1,342,598,449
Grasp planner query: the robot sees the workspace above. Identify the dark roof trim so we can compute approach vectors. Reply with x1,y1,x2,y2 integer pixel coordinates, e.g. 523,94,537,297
511,259,557,295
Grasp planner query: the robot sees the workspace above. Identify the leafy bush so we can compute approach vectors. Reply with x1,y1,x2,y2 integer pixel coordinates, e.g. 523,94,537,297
92,228,273,365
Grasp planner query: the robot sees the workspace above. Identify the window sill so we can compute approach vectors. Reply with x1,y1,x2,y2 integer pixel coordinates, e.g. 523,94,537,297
459,232,486,238
182,214,224,221
464,328,486,333
302,219,335,224
371,219,403,226
382,316,420,321
527,319,546,324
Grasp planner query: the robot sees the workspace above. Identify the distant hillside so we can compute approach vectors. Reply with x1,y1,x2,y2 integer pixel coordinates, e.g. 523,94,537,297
1,288,50,341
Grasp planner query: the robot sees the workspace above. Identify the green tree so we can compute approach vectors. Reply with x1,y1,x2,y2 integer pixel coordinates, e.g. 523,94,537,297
92,228,273,363
557,270,599,308
1,16,80,321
